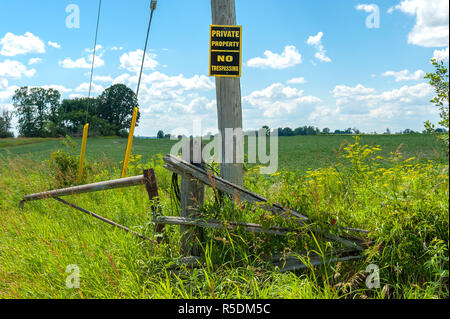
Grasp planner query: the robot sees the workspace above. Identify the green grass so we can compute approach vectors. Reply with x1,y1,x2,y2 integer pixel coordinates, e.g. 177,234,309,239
0,135,448,299
0,137,60,148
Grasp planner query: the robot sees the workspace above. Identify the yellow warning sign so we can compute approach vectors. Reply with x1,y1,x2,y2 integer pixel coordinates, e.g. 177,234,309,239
209,25,242,78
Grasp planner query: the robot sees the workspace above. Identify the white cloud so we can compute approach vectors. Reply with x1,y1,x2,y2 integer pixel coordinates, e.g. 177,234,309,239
0,32,45,56
307,32,331,63
377,83,433,102
40,85,72,94
113,71,214,103
59,45,105,69
244,83,322,117
332,84,376,98
0,59,36,78
0,85,19,103
28,57,43,65
356,4,379,13
145,73,214,92
246,45,302,69
308,105,340,122
120,49,158,72
306,32,323,46
141,73,214,104
332,82,434,115
75,82,105,94
136,111,218,138
68,94,84,99
170,96,212,114
307,82,438,132
333,83,433,109
314,52,331,63
286,77,307,84
59,54,105,69
389,0,449,47
382,69,426,82
0,103,14,113
48,41,61,49
0,84,71,105
432,47,449,62
85,45,103,54
109,70,216,133
0,78,8,89
112,73,132,86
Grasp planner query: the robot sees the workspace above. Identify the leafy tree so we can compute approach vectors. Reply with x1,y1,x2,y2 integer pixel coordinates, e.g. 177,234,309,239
157,130,164,139
262,125,270,136
60,98,91,134
98,84,140,136
60,97,113,136
332,128,359,135
0,110,13,138
424,59,449,153
281,127,294,136
277,128,283,136
305,126,319,135
294,126,305,136
12,86,61,137
322,127,330,134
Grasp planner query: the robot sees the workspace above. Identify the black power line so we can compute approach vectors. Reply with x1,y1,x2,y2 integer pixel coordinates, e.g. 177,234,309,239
86,0,102,124
136,0,158,100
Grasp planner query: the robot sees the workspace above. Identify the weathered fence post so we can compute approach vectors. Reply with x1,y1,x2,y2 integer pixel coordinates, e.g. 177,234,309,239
211,0,244,187
180,138,205,256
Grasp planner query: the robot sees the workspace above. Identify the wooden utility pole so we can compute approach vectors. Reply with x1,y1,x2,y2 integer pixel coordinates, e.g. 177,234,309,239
211,0,244,187
180,138,204,256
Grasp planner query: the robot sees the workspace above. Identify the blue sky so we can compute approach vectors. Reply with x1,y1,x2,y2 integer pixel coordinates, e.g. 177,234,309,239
0,0,448,136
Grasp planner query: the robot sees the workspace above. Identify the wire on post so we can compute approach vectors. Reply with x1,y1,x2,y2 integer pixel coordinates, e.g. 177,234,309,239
136,0,158,99
122,0,158,178
86,0,102,124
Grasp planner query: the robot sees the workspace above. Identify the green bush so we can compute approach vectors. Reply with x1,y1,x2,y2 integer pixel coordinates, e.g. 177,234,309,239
425,59,449,156
47,136,90,187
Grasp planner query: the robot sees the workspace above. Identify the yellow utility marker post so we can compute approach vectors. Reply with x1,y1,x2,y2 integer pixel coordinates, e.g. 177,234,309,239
121,107,139,178
77,123,89,182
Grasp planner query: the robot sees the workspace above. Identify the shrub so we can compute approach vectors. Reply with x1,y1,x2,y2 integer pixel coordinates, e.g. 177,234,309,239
47,136,90,187
425,59,449,156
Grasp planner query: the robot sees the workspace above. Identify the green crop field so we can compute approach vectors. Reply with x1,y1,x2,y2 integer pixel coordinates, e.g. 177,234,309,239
0,134,445,172
0,134,448,299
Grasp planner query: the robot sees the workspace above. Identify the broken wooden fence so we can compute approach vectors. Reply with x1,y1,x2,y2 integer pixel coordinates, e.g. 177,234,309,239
19,154,370,272
19,169,160,242
157,154,370,270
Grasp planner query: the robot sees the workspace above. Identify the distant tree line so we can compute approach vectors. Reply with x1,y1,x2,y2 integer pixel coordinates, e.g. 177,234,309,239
261,126,446,136
275,126,361,136
152,126,443,140
9,84,140,138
